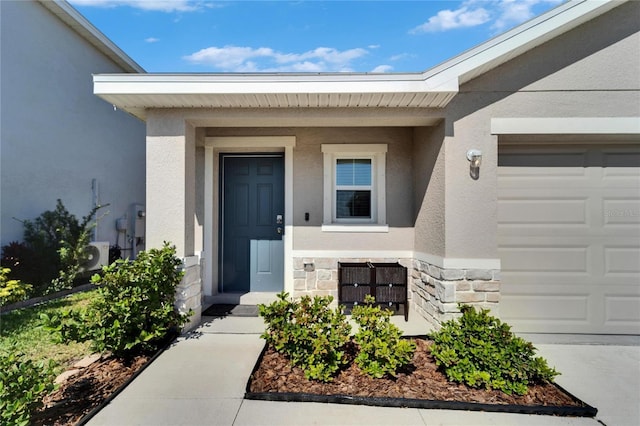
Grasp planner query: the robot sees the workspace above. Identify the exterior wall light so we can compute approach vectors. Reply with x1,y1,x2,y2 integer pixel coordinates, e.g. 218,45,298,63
466,149,482,180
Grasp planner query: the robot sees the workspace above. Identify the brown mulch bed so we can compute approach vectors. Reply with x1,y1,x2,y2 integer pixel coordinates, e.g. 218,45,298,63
31,354,151,426
28,337,593,424
248,338,592,414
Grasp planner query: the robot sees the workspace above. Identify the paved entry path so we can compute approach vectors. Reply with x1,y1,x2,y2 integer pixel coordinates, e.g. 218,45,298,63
88,314,640,426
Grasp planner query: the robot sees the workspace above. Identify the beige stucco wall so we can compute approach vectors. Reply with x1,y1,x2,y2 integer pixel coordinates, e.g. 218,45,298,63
146,111,197,258
437,0,639,260
412,123,446,258
0,0,145,248
293,127,414,251
204,126,416,252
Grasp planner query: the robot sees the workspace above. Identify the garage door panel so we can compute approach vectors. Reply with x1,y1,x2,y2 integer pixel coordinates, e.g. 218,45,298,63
498,143,640,335
604,247,640,275
498,198,587,225
603,199,640,225
603,167,640,178
499,246,588,274
499,151,589,168
605,296,640,325
501,294,589,322
602,151,640,169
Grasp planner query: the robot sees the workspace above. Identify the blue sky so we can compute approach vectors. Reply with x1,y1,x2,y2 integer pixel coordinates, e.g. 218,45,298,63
69,0,565,73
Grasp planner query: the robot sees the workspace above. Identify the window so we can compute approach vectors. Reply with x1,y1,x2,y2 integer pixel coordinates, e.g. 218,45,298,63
322,144,387,232
336,159,372,219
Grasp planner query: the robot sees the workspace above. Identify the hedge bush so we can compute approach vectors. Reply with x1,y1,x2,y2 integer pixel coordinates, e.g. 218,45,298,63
259,292,352,382
44,243,191,357
351,296,415,378
429,304,559,395
0,347,57,426
0,267,32,307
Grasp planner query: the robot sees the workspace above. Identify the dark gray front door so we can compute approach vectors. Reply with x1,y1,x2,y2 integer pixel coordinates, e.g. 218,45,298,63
220,155,284,293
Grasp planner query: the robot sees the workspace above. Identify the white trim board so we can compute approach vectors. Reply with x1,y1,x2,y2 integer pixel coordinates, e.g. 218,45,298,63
205,136,296,148
414,251,501,270
292,250,414,260
291,250,501,271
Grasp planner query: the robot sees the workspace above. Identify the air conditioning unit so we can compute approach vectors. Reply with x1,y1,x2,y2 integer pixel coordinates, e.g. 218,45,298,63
80,241,110,272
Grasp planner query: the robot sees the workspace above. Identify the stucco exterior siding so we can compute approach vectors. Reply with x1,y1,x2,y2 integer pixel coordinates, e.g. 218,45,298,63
146,112,197,259
412,124,446,258
292,228,414,252
436,0,639,261
204,126,416,250
0,1,145,247
292,127,414,242
464,2,640,94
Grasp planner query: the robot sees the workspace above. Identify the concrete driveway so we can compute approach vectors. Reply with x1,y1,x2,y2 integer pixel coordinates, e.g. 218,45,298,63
87,314,640,426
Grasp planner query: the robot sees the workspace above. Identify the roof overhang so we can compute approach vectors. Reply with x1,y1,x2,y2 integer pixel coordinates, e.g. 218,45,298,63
92,0,625,122
93,73,458,121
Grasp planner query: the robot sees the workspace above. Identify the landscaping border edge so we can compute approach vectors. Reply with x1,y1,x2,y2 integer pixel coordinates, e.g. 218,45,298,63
243,340,598,418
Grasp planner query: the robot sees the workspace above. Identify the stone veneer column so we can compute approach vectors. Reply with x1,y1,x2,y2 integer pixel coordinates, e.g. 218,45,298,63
175,255,202,332
411,259,500,328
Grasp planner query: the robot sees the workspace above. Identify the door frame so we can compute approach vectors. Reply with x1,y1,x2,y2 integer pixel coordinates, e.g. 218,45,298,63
203,136,295,298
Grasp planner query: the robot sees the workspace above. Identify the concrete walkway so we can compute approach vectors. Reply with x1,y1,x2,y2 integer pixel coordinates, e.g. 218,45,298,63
88,314,640,426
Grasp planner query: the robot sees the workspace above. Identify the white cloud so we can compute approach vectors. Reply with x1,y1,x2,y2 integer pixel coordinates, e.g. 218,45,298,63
68,0,207,13
410,6,490,33
371,65,393,73
183,45,369,72
491,0,564,31
390,53,412,62
411,0,564,34
145,37,160,43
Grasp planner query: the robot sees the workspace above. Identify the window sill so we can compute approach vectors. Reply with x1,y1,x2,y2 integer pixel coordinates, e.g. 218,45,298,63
321,224,389,233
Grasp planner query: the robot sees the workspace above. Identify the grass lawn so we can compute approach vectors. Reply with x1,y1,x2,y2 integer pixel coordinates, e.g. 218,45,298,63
0,290,97,374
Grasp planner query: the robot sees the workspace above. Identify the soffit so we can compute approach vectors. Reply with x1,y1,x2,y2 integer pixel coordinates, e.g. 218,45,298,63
94,73,459,121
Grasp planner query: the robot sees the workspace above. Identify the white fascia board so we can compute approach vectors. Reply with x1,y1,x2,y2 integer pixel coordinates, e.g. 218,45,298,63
420,0,622,87
93,73,459,96
491,117,640,135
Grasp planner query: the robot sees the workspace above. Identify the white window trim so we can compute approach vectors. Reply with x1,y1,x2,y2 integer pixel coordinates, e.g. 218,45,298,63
321,144,387,232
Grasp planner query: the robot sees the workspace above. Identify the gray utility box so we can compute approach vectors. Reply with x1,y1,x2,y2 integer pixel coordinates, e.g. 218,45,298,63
338,262,408,321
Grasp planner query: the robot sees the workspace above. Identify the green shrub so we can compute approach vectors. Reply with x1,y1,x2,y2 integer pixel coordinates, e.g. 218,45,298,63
0,268,32,307
429,304,559,395
259,292,352,382
351,296,415,378
1,242,38,290
50,203,107,293
0,347,57,426
44,243,191,357
20,200,80,293
5,200,107,295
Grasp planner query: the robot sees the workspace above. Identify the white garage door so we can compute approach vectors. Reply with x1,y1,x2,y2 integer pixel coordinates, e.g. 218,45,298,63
498,143,640,334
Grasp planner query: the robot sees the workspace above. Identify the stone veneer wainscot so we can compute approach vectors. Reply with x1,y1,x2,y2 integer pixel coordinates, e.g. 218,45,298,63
291,257,500,329
411,259,500,328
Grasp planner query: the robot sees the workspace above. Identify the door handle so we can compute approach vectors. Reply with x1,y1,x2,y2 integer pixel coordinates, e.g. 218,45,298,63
276,214,283,224
276,227,283,235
